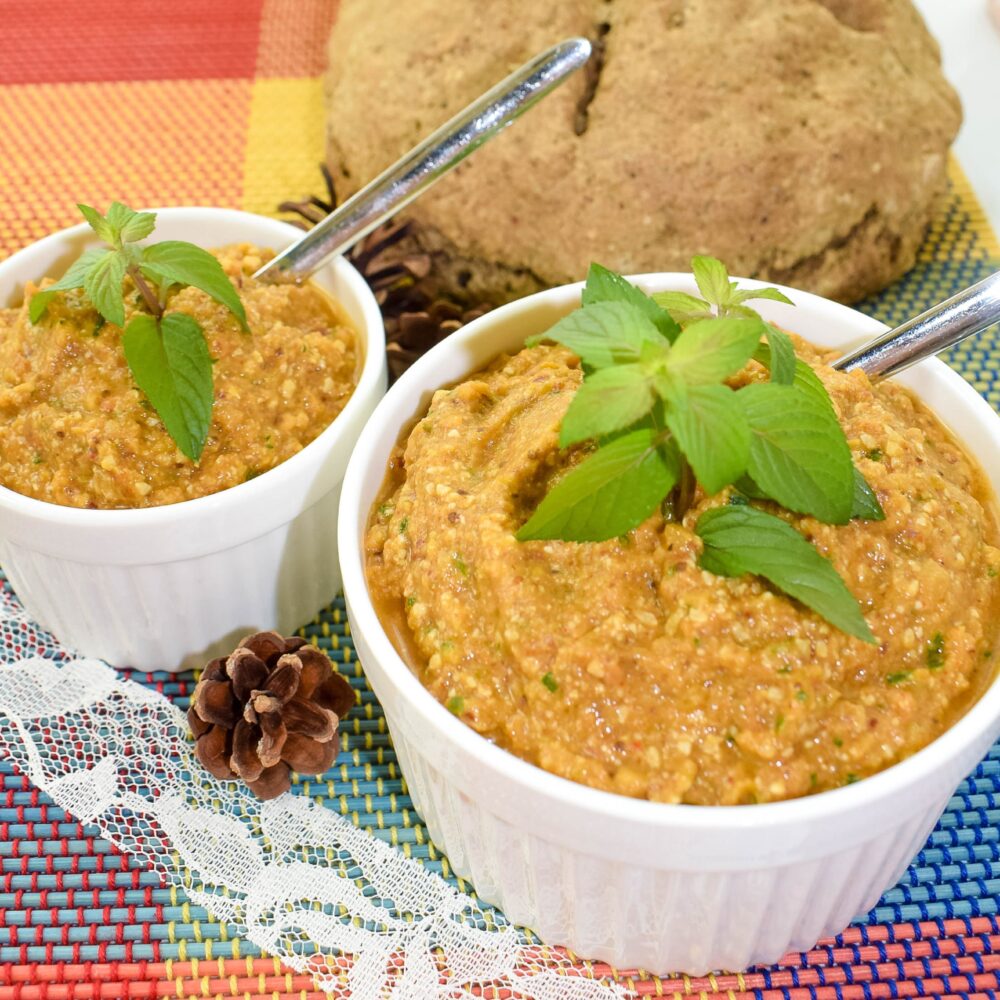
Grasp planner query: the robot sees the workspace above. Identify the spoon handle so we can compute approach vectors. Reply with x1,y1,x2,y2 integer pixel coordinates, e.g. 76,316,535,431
833,270,1000,378
253,38,592,283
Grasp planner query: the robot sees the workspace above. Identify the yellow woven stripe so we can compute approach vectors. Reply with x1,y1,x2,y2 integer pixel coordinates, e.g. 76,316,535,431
241,77,326,219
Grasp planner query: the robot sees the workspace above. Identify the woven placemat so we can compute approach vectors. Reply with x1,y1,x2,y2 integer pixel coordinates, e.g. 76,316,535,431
1,1,1000,996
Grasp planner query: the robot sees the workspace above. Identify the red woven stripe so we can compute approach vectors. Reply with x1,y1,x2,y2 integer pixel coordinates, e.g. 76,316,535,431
0,962,327,999
255,0,339,77
0,0,266,85
1,948,996,999
0,988,329,1000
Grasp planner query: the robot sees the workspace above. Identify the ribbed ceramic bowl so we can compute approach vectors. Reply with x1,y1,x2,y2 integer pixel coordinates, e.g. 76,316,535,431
0,208,386,671
338,274,1000,974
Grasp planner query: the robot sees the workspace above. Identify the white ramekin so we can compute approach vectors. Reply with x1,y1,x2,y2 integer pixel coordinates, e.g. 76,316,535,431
339,274,1000,974
0,208,386,671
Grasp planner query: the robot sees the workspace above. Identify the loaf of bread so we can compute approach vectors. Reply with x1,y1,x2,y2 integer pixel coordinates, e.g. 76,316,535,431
325,0,960,304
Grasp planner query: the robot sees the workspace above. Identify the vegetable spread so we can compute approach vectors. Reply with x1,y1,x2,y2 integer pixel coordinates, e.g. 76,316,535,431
0,244,358,508
366,340,1000,805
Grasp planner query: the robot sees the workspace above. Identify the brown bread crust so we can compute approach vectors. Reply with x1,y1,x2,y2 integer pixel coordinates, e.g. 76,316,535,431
325,0,960,305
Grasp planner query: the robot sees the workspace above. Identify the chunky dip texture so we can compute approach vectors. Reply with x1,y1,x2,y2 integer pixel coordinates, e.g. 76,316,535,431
0,244,358,508
366,341,1000,805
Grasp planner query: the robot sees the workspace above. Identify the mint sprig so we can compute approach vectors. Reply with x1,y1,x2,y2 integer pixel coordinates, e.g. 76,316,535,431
30,202,247,461
517,257,883,642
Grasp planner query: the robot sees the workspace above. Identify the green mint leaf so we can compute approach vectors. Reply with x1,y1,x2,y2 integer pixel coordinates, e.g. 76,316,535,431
122,312,214,461
559,364,656,447
141,241,248,330
733,474,770,500
739,381,854,523
108,202,156,243
77,203,115,244
691,255,732,307
527,301,662,370
83,249,127,327
650,290,714,327
720,303,768,320
665,316,764,385
517,427,677,542
104,201,135,233
29,248,109,323
582,263,680,342
791,359,835,411
851,466,886,520
696,505,875,643
729,286,795,307
29,291,57,324
650,363,685,405
758,325,796,385
665,384,749,495
45,247,107,292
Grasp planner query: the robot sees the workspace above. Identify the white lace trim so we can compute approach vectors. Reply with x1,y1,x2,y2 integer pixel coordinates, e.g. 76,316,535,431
0,596,631,998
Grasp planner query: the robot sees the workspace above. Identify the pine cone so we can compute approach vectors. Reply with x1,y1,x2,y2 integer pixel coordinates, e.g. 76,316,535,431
279,166,491,382
188,631,355,799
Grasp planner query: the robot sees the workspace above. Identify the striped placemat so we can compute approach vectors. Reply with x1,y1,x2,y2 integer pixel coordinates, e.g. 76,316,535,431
1,2,999,996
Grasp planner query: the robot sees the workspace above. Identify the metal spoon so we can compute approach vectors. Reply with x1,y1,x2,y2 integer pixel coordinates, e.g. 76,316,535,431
253,38,591,284
834,270,1000,378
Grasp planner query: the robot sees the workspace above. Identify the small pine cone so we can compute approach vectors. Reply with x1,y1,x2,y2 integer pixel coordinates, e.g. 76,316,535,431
188,632,355,799
278,167,493,383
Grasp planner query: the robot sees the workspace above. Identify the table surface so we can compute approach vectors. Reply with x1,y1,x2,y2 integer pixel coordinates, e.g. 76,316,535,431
0,5,998,999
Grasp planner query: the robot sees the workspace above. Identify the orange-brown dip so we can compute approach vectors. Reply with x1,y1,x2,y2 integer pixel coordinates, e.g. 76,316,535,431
366,341,1000,805
0,244,358,508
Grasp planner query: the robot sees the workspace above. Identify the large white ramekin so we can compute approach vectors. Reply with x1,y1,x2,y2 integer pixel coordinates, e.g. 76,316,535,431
0,208,386,671
339,274,1000,974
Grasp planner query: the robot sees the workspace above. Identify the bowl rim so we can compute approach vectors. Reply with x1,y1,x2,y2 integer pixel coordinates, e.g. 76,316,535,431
0,206,386,525
339,270,1000,832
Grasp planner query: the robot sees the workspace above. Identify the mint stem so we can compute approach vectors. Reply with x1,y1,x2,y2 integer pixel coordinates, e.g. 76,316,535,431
128,264,162,320
673,457,695,520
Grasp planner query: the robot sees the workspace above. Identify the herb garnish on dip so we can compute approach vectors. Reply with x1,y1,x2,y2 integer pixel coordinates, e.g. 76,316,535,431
366,261,1000,804
518,257,880,642
1,203,358,509
30,202,248,462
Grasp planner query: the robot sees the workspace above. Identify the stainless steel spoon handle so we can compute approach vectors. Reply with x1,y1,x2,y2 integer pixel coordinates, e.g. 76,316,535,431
253,37,592,283
834,270,1000,378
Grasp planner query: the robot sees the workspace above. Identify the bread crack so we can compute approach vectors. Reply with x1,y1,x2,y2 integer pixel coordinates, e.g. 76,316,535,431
573,22,611,137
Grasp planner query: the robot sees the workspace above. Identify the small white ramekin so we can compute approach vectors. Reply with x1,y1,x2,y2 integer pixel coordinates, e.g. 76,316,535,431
339,274,1000,974
0,208,386,671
